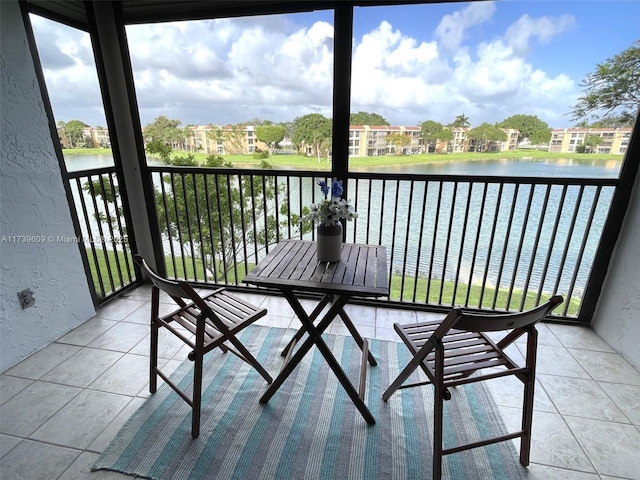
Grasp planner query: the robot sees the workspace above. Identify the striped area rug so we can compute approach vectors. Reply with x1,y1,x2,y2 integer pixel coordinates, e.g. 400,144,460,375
93,325,528,480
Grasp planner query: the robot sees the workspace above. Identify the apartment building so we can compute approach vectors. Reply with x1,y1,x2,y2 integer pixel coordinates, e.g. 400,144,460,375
57,126,111,148
84,127,111,148
348,125,422,157
447,127,470,153
445,127,519,153
185,124,268,155
549,127,631,154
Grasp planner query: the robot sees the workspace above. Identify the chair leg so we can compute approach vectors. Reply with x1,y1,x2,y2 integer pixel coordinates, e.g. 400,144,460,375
432,343,445,480
520,328,538,466
520,374,535,466
150,320,159,394
191,350,204,439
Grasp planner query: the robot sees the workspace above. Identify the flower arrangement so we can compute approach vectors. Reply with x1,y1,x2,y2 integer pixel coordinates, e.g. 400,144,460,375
301,178,358,227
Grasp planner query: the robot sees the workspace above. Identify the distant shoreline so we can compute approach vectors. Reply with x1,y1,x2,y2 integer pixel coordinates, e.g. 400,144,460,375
62,148,624,170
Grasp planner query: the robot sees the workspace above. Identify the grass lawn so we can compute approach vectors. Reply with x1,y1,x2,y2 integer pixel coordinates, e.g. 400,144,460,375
63,148,114,156
87,248,578,315
85,248,135,296
389,274,579,316
63,147,623,171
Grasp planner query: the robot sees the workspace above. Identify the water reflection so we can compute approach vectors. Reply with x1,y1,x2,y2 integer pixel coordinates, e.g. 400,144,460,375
349,156,620,178
65,154,164,172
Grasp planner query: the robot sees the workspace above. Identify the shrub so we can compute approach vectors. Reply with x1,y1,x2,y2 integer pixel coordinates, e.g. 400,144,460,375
252,147,270,159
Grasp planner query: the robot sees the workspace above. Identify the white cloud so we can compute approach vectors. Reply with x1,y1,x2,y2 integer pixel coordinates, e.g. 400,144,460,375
126,17,335,123
351,20,446,110
505,14,576,55
349,13,576,127
435,1,497,52
31,5,582,129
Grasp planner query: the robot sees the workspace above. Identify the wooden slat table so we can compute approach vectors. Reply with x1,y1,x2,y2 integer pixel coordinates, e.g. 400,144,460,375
244,239,389,424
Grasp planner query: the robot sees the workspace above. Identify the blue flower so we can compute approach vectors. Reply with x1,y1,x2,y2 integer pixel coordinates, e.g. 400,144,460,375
331,178,343,198
317,179,329,199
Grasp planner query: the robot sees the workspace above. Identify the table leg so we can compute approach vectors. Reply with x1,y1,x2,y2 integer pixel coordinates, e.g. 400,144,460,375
280,294,332,357
261,290,376,425
338,308,377,366
260,293,343,403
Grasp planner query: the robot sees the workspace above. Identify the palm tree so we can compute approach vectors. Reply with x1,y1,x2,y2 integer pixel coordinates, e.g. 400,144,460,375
452,113,470,128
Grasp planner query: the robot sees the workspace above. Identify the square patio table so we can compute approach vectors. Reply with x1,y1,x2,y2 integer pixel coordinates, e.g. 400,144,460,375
243,239,389,424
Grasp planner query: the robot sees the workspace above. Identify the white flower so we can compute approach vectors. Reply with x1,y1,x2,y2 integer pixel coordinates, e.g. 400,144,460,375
300,179,358,227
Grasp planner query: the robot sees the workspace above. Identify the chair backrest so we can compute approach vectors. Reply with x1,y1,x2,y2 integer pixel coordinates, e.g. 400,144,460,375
134,254,196,301
453,295,564,333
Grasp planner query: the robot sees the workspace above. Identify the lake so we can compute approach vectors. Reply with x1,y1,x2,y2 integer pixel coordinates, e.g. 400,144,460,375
65,154,621,178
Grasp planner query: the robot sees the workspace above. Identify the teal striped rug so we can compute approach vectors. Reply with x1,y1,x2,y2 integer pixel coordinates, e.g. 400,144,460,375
93,325,528,480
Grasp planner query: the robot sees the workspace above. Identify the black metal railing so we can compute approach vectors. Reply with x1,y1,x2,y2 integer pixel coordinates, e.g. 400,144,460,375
149,166,618,319
66,167,136,302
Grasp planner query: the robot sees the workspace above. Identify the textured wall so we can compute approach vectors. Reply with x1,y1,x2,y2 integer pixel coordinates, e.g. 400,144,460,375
0,0,95,373
593,172,640,369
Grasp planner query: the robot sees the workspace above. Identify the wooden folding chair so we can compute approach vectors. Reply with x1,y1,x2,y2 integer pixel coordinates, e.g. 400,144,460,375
382,295,563,479
134,255,273,438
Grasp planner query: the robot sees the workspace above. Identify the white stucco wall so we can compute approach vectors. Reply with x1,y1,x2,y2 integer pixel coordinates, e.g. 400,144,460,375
592,170,640,370
0,0,95,373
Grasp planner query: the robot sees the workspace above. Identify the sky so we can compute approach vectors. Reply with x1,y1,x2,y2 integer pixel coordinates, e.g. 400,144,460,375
30,1,640,130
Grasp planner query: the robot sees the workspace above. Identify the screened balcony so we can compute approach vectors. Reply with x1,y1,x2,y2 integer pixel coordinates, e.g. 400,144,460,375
1,0,639,478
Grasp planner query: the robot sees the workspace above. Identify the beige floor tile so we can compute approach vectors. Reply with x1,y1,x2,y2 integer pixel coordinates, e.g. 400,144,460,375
40,348,124,388
94,299,147,321
3,343,81,380
29,390,131,449
498,406,595,473
0,439,80,480
129,328,186,359
520,344,590,379
56,318,118,346
484,374,557,413
415,310,447,322
136,358,182,398
0,382,81,437
121,284,152,301
0,375,33,405
342,303,377,327
88,353,151,396
374,326,403,342
88,397,145,453
0,434,22,459
569,349,640,385
566,416,640,479
87,322,149,352
375,307,417,329
525,464,600,479
539,375,628,423
547,324,616,352
516,322,563,347
120,301,178,325
599,382,640,425
260,295,296,317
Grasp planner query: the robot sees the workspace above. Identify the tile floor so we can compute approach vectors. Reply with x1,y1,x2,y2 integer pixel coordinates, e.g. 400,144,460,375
1,285,639,479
